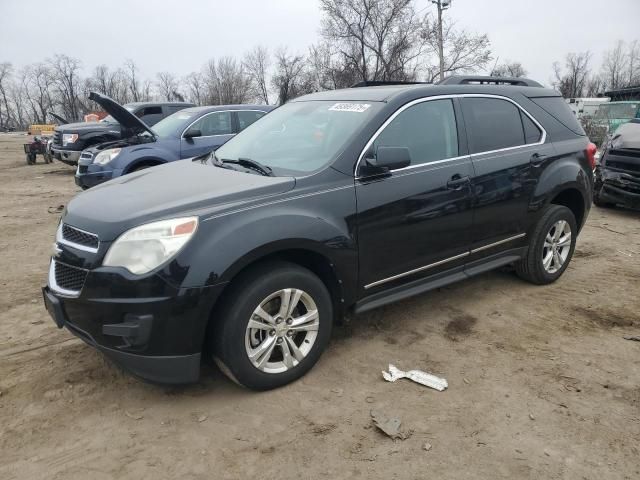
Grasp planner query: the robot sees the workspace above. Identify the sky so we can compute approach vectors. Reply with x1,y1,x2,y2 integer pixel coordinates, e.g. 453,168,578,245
1,0,639,87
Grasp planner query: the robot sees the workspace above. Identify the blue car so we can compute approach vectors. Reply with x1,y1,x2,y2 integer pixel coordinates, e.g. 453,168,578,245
75,92,274,189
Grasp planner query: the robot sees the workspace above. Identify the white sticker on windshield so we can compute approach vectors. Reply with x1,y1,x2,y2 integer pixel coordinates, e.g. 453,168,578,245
328,103,371,113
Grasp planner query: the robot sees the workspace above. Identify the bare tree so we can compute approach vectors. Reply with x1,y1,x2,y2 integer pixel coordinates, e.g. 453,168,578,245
552,51,591,98
271,48,314,104
48,54,84,121
319,0,423,82
422,19,492,82
0,62,13,129
202,57,252,105
627,40,640,86
124,59,142,102
601,41,628,90
243,46,271,104
585,74,605,97
25,63,55,123
156,71,180,101
491,60,527,78
184,72,205,105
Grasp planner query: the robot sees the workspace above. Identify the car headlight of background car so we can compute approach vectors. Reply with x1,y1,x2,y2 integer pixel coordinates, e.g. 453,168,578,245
103,217,198,274
92,148,122,166
62,133,78,146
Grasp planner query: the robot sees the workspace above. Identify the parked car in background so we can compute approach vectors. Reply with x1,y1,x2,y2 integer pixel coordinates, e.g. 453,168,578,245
51,97,194,166
593,101,640,136
566,97,610,119
75,95,274,189
43,76,594,389
594,119,640,209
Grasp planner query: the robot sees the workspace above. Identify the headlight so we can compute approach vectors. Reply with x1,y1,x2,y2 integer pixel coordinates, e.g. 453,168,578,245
103,217,198,274
93,148,121,165
62,133,78,146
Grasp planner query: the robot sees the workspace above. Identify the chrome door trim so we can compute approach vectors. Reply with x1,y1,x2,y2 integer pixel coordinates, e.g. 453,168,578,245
470,233,526,254
364,232,527,290
355,94,547,179
364,251,470,290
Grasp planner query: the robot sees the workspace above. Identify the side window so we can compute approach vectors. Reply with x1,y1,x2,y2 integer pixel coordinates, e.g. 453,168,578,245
461,98,525,153
188,111,232,137
136,106,164,126
237,110,266,131
373,99,458,166
521,111,542,144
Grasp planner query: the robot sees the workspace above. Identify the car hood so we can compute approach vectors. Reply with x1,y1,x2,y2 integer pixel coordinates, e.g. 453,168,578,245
64,160,296,241
55,121,118,134
89,91,155,137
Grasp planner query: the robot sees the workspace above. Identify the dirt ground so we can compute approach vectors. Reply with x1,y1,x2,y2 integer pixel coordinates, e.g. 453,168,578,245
0,133,638,480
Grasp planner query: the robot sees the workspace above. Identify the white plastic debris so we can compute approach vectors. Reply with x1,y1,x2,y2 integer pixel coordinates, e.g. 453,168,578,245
382,364,448,391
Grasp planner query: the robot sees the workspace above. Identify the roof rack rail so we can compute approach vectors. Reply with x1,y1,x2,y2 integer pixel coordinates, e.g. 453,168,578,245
438,76,543,88
351,80,429,88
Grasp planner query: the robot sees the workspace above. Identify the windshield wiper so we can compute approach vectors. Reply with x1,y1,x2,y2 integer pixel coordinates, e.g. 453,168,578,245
219,157,274,177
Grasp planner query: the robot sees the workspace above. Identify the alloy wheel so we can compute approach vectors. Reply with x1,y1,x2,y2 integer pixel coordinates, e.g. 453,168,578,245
244,288,319,374
542,219,572,274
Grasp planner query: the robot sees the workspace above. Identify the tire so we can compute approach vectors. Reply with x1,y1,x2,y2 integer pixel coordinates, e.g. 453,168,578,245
211,261,333,390
44,152,53,164
26,153,35,165
516,205,577,285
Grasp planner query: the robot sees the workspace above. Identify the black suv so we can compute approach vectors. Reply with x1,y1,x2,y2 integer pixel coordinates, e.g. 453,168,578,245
51,100,194,166
42,76,595,390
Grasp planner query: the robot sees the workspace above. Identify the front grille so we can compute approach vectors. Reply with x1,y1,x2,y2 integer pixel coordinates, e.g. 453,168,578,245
53,130,62,146
62,224,99,249
80,151,93,161
606,160,640,175
78,165,88,174
54,261,88,292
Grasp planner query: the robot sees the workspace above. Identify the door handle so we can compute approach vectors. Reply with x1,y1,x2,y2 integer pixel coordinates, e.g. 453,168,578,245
446,175,470,190
530,153,547,166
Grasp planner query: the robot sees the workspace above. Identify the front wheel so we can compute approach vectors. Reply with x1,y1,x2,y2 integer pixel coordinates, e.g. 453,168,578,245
211,262,333,390
516,205,577,285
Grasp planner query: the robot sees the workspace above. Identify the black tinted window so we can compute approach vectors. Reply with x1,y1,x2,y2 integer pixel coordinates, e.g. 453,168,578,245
521,111,542,144
530,96,586,135
462,98,525,153
237,110,266,131
373,99,458,166
136,106,162,117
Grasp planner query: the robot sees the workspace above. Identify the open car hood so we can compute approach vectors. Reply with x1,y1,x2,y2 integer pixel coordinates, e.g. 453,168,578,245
48,112,69,125
88,91,155,137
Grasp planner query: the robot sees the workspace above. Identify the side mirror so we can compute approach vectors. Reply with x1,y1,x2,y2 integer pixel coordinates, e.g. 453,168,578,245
366,146,411,171
183,128,202,139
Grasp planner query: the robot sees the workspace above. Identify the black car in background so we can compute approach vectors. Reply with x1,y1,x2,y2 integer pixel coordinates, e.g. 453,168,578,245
594,119,640,209
43,76,595,390
51,100,194,165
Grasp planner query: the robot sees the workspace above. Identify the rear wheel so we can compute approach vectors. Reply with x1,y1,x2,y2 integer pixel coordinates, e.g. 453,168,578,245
25,153,36,165
211,262,333,390
516,205,577,285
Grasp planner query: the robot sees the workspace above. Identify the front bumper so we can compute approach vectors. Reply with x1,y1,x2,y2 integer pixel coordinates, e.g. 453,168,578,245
595,167,640,209
52,147,81,166
42,262,226,384
75,156,121,188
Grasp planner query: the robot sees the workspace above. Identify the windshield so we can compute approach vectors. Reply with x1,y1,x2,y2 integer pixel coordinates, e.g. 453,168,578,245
595,103,639,120
101,105,136,123
151,110,198,137
214,100,382,175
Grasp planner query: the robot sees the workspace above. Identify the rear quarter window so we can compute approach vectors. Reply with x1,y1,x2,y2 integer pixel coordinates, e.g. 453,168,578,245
530,96,586,136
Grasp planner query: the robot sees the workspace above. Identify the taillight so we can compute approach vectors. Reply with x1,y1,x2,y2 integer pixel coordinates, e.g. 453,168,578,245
586,142,597,170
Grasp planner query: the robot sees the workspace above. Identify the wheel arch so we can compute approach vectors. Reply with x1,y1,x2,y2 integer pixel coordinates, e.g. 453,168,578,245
549,188,586,230
123,157,167,174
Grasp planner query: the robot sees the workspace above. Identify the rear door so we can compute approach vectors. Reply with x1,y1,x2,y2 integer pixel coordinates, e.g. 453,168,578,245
180,110,234,158
234,110,268,133
356,98,475,293
460,95,552,254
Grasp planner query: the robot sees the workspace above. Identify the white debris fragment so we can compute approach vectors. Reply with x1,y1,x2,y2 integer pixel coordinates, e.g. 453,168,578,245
382,364,448,391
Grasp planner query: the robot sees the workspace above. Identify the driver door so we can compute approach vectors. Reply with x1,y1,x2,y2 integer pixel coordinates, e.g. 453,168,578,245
355,98,475,293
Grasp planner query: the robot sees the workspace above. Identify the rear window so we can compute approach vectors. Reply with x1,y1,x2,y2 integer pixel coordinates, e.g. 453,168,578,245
461,98,526,153
530,96,586,136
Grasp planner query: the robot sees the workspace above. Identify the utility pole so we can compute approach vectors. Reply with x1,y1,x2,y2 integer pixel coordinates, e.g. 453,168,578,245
431,0,451,82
